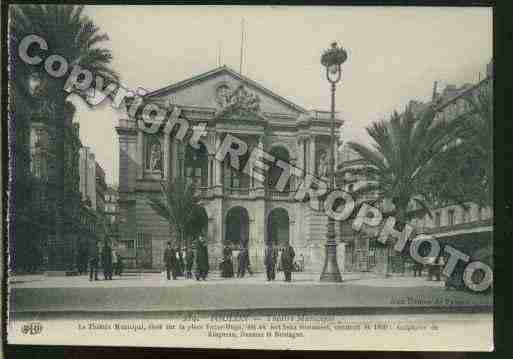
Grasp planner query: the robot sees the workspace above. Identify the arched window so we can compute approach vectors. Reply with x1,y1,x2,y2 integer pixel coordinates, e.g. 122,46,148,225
225,206,250,248
267,208,290,247
184,143,208,187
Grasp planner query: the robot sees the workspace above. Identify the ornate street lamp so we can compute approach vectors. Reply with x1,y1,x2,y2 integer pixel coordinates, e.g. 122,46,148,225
320,42,347,282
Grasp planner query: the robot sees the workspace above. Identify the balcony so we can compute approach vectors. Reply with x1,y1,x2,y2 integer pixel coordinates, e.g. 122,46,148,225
191,186,298,201
194,186,212,198
267,189,293,200
226,187,250,197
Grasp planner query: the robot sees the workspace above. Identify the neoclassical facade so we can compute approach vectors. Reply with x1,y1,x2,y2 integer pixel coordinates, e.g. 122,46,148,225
116,66,344,271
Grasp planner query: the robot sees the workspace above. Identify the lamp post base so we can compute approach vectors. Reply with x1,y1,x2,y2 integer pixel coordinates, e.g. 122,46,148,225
320,242,342,282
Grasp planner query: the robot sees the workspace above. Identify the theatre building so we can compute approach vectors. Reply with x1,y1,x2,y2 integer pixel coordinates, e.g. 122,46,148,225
116,66,345,271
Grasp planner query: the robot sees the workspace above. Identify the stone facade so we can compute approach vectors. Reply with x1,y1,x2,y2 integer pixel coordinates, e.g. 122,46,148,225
116,66,344,272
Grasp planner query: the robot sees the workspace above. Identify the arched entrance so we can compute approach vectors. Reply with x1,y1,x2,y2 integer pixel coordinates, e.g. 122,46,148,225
267,208,290,247
225,206,250,249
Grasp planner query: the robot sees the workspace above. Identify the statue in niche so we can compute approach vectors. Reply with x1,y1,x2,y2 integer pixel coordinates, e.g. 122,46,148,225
318,151,329,178
148,140,162,172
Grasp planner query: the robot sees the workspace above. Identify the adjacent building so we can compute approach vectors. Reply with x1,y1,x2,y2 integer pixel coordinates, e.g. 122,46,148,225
13,100,83,273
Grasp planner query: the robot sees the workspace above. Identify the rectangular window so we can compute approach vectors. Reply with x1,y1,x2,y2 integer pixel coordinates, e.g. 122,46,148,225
479,207,485,220
435,212,441,227
448,209,455,227
463,206,471,222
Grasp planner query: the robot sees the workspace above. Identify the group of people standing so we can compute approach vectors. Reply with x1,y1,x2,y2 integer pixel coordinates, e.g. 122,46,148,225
163,235,209,281
412,255,446,281
220,245,253,278
219,243,296,282
264,243,296,282
88,241,123,281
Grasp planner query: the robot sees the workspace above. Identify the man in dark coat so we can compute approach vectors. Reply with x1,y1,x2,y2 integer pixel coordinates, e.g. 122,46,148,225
413,261,423,277
185,247,194,279
281,244,295,282
195,235,209,280
221,245,234,278
102,241,113,280
89,243,99,281
163,242,178,280
237,245,250,278
177,250,184,277
264,244,277,281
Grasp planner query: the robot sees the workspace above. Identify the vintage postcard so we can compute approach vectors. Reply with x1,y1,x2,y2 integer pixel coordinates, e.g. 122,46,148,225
6,5,493,351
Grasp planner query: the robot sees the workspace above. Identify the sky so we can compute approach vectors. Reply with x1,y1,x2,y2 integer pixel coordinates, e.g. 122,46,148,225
71,6,492,185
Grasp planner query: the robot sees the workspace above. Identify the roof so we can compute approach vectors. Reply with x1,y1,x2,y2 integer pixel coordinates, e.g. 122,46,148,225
143,65,307,113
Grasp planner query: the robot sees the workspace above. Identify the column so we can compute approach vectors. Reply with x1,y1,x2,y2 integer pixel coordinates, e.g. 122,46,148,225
309,135,316,176
137,131,144,179
214,134,223,195
334,138,339,173
250,202,266,272
297,138,305,174
171,139,178,180
163,132,170,179
208,155,214,188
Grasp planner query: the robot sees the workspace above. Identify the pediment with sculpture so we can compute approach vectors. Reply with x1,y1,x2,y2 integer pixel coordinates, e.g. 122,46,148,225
214,83,262,121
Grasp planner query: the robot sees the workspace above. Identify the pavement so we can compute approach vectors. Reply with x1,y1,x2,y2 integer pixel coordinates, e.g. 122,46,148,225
9,271,492,315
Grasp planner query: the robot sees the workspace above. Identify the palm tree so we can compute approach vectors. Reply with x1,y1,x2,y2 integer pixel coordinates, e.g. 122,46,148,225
342,105,465,273
345,106,463,224
10,5,118,271
147,178,202,252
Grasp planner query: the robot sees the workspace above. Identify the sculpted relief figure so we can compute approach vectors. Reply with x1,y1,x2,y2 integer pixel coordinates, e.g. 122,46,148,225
318,151,329,178
149,141,162,171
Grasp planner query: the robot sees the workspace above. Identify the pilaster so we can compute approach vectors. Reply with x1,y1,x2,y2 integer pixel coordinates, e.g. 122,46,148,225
309,135,316,176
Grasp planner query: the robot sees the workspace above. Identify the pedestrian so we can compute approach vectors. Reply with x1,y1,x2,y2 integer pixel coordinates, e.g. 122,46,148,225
77,241,87,275
232,248,240,276
117,255,124,276
246,248,253,276
281,243,295,282
185,246,194,279
264,244,277,281
89,243,99,281
221,245,234,278
276,248,283,272
163,242,178,280
298,254,305,272
237,245,249,278
435,255,445,281
102,241,113,280
111,247,118,276
195,235,209,280
177,249,184,277
413,261,423,277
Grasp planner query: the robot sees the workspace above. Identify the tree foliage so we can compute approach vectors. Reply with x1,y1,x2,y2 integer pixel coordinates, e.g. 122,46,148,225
147,178,203,249
421,83,492,206
343,105,466,224
10,4,119,110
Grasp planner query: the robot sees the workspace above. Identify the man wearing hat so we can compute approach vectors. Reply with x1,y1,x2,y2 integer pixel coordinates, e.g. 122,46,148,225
163,241,178,280
195,235,209,280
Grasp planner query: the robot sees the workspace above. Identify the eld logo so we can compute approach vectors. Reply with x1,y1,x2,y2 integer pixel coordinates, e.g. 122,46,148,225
21,322,43,335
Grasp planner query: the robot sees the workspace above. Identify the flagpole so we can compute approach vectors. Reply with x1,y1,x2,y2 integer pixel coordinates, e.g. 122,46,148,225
240,18,245,74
